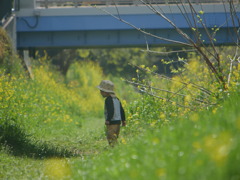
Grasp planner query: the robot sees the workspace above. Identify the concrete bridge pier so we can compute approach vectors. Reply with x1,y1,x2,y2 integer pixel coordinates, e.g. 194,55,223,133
16,48,35,79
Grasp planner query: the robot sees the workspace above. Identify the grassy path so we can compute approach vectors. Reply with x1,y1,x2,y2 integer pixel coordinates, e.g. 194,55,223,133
0,117,107,179
72,117,107,155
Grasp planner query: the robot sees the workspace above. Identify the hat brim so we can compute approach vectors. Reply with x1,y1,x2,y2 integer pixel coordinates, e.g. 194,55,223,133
97,86,115,93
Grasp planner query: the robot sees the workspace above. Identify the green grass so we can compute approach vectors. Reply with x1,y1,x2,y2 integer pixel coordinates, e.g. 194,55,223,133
0,117,107,179
0,67,239,179
70,93,240,180
1,93,239,179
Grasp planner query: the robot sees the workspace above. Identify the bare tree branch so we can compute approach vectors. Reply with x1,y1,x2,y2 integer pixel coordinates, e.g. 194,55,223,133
129,63,213,95
140,48,196,54
221,0,240,47
227,28,240,87
138,85,195,110
140,0,196,45
139,0,226,87
95,6,193,46
175,1,217,60
124,78,214,105
228,0,240,43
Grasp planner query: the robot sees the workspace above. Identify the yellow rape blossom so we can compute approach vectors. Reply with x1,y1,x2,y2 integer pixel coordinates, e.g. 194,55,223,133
150,120,157,127
44,158,71,179
156,168,166,177
212,108,217,114
172,101,176,106
199,10,204,15
192,141,201,151
152,137,160,145
190,113,199,122
121,138,127,144
185,95,192,102
203,132,232,166
159,113,166,119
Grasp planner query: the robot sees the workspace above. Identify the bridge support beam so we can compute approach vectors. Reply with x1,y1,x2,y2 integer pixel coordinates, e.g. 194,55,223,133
17,27,237,49
16,4,240,49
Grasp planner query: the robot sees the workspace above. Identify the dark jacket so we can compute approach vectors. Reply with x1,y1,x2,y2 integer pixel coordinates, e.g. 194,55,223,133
104,96,126,125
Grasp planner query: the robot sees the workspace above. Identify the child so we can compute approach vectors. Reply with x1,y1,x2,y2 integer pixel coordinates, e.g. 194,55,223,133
97,80,126,147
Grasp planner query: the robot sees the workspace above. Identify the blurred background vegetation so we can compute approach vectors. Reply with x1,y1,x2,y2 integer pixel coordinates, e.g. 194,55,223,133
37,46,188,78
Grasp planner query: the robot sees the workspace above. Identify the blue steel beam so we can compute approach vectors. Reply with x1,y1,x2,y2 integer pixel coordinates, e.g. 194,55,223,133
17,28,235,48
16,5,240,49
17,12,237,31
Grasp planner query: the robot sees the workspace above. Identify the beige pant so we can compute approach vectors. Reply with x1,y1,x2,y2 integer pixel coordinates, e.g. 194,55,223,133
106,124,120,147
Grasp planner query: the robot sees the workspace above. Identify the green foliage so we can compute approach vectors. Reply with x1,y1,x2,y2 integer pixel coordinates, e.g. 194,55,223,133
0,57,107,157
71,92,240,180
0,28,24,75
44,47,185,78
65,60,108,117
0,28,12,64
127,47,239,113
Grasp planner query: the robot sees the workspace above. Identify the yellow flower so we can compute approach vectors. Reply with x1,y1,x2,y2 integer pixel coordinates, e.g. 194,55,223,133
152,137,160,145
192,141,201,151
185,95,192,102
156,168,166,177
44,158,71,179
190,113,199,122
203,132,232,166
150,120,157,127
163,119,169,124
146,67,150,71
159,113,166,119
212,108,217,114
121,138,127,144
171,113,177,117
192,27,196,31
134,121,139,125
140,65,145,69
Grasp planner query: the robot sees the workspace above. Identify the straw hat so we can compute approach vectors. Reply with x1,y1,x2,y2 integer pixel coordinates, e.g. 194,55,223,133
97,80,115,93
